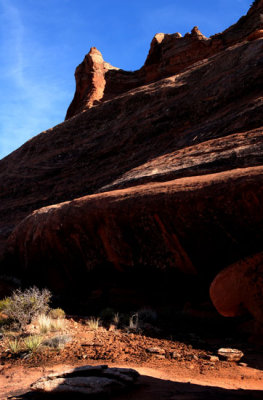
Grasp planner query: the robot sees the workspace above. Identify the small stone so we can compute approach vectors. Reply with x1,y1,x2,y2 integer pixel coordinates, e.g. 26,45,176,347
155,354,166,360
146,347,165,355
171,352,181,359
209,356,219,362
108,324,115,332
239,362,248,367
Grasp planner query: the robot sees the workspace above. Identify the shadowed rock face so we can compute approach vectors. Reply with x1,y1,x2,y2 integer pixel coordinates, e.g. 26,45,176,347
1,2,263,322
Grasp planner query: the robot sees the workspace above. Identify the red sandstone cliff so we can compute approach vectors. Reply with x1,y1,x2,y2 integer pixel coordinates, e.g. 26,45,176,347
66,0,263,118
0,1,263,325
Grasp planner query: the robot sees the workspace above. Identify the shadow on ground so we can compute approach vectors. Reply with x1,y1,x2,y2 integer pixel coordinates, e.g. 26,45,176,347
10,374,263,400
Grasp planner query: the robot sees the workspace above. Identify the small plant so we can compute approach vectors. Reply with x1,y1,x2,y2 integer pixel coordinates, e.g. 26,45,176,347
2,287,51,330
50,318,65,332
48,308,65,319
43,335,72,349
37,314,53,334
113,312,120,326
23,335,43,353
129,313,139,330
7,338,22,354
86,317,100,330
36,314,65,333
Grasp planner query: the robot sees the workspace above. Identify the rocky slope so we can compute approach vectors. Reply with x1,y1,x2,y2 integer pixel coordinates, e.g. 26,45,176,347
0,2,263,327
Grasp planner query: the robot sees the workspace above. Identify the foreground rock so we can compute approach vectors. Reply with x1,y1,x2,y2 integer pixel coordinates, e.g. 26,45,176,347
31,365,139,396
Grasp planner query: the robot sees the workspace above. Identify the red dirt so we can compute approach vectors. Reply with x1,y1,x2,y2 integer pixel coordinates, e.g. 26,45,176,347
1,318,263,399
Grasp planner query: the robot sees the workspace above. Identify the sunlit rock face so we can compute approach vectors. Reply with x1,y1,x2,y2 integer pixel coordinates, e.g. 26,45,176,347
66,0,263,118
0,2,263,323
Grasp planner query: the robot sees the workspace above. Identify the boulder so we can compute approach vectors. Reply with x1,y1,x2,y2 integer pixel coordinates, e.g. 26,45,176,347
210,253,263,329
217,348,244,362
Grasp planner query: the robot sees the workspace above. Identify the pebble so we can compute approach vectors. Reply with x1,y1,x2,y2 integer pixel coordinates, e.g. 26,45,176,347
209,356,219,362
146,346,165,355
239,362,248,367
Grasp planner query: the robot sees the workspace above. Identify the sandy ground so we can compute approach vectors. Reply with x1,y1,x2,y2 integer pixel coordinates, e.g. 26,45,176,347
1,361,263,399
1,318,263,399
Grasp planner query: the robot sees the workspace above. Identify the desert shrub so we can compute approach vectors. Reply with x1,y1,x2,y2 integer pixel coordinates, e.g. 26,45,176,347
37,314,65,333
3,287,51,329
86,317,100,330
23,335,43,353
43,335,72,349
48,308,65,319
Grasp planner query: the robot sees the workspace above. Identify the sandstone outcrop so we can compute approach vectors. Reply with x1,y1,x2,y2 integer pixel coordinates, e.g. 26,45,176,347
0,2,263,324
66,0,263,118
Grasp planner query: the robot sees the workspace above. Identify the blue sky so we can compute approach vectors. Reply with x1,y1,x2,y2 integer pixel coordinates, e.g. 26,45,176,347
0,0,251,160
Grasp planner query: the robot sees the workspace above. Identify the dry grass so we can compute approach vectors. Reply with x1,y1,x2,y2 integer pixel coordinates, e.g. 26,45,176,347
37,314,66,333
86,317,100,330
113,313,120,325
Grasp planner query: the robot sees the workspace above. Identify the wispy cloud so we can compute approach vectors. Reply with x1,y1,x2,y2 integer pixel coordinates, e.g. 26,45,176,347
0,0,70,159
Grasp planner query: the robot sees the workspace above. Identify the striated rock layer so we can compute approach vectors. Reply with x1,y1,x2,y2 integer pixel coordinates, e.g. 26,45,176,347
1,2,263,323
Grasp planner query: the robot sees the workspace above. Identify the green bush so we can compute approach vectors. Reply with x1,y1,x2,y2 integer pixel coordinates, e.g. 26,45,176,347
48,308,65,319
3,287,51,330
23,335,43,353
0,297,11,313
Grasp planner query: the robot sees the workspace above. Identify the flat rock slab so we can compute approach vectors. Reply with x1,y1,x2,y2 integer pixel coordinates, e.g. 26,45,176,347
29,365,139,397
